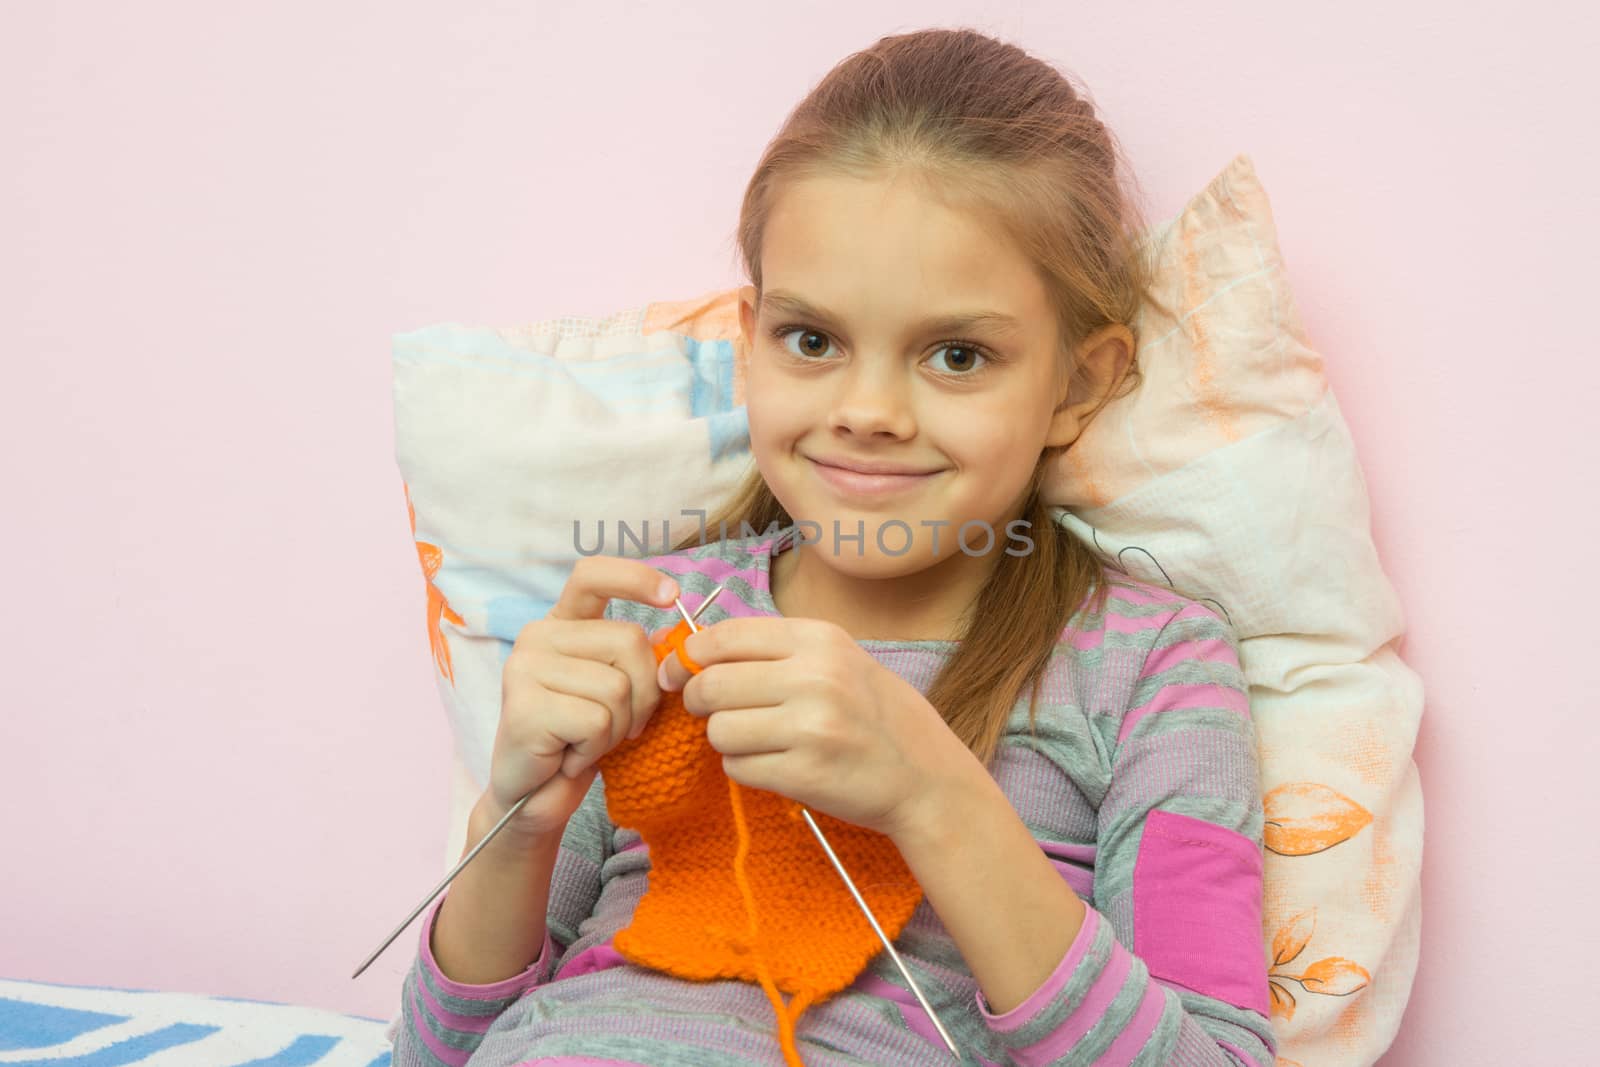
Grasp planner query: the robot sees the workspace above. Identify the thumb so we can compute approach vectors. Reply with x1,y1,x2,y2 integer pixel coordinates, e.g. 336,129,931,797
657,649,688,693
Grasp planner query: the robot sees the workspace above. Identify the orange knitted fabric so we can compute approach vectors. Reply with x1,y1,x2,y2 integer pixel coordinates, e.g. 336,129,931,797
594,624,925,1067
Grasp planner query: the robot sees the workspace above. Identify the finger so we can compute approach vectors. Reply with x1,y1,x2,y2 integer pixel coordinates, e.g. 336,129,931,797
555,697,617,778
534,652,640,758
549,555,679,621
719,750,792,795
500,689,607,783
704,705,793,756
541,620,663,734
679,660,785,717
679,616,799,670
561,731,606,778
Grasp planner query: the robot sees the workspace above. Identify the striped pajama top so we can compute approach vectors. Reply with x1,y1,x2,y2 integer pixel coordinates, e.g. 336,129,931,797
390,527,1276,1066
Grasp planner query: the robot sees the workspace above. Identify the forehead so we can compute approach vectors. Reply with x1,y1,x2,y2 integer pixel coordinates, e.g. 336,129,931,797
760,174,1048,332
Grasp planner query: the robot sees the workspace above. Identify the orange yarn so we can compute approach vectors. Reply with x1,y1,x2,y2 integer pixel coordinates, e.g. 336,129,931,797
594,622,925,1067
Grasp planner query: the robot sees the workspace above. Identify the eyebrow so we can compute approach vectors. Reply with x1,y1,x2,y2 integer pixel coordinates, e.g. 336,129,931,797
760,291,1024,337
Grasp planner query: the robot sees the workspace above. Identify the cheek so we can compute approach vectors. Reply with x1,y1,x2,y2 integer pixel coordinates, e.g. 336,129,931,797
744,394,799,483
934,396,1017,455
745,360,808,442
745,385,783,450
940,400,1049,485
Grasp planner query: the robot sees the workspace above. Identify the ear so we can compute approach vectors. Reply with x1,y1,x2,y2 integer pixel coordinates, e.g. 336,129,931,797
1044,323,1134,449
738,285,759,349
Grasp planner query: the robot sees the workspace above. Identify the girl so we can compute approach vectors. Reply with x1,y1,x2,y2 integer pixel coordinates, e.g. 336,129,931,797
394,27,1274,1067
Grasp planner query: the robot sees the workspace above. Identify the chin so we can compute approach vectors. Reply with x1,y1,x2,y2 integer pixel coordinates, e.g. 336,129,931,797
808,540,915,574
782,509,968,571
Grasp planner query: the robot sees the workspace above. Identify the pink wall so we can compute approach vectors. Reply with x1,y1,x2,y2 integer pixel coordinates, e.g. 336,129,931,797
2,3,1589,1061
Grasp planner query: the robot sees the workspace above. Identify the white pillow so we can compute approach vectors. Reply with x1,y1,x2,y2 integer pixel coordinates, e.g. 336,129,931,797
392,153,1422,1066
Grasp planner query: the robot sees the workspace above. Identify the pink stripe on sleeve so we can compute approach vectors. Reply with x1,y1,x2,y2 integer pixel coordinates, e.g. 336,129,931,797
976,904,1102,1034
419,892,553,1000
555,938,630,980
1039,841,1096,865
651,556,745,583
853,974,1003,1067
1137,637,1233,680
1217,1039,1258,1065
1097,580,1188,609
1118,682,1250,743
1096,980,1169,1063
1010,937,1134,1064
512,1057,654,1065
1046,856,1094,899
1094,611,1184,637
406,977,471,1067
414,965,499,1036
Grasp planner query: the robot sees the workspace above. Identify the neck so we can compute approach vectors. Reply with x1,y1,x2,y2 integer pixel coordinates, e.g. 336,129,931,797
769,532,1000,642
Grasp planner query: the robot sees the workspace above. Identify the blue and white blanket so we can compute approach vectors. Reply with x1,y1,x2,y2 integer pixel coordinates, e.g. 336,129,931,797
0,977,394,1065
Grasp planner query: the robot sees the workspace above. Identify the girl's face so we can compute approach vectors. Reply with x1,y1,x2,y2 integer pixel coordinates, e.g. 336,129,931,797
738,172,1084,579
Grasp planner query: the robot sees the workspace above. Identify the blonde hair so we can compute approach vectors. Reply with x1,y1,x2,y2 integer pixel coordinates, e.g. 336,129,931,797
677,28,1168,769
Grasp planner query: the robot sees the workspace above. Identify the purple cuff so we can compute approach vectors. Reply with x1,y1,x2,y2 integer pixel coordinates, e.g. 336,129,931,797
975,900,1101,1031
418,890,556,999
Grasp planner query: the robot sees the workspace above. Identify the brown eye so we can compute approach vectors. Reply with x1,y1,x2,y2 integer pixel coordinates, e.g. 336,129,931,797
772,326,834,359
929,343,988,375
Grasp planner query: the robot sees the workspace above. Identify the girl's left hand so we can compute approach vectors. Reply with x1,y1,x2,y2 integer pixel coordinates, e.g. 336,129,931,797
657,616,982,840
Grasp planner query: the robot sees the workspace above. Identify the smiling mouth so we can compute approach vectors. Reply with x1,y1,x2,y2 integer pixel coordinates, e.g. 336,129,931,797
808,458,945,499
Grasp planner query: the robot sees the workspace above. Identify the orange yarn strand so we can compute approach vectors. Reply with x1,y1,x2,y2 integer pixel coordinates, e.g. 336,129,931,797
729,776,807,1066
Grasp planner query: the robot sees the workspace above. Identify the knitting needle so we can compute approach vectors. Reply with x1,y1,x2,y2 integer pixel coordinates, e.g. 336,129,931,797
799,808,961,1059
673,598,963,1060
351,583,727,981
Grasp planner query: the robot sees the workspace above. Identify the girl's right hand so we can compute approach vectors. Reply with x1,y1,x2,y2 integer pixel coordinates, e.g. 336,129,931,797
478,555,681,842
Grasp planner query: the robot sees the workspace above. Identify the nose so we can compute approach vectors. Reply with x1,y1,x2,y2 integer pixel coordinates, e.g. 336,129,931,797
826,357,916,440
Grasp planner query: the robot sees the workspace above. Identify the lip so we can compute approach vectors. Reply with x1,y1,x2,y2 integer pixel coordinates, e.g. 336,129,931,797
809,457,943,500
809,455,944,476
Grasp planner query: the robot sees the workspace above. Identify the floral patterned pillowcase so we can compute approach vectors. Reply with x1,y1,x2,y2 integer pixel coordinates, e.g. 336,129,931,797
394,153,1422,1066
1047,154,1423,1066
